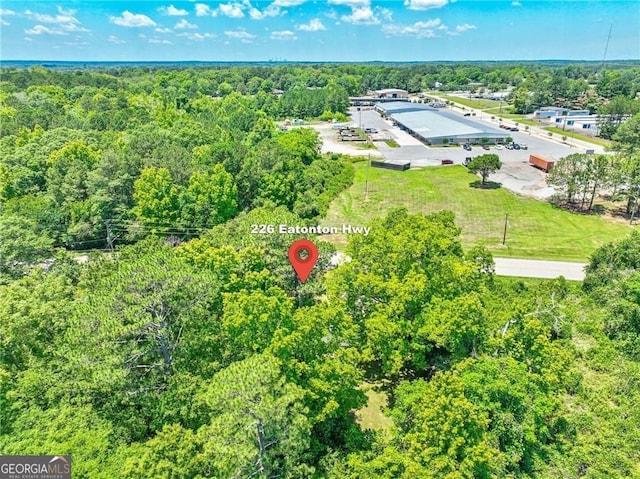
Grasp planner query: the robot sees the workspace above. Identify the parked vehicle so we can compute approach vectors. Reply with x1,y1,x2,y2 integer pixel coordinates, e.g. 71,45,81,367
505,143,514,150
364,127,378,133
520,144,528,150
441,159,454,165
513,143,521,150
510,127,519,131
463,144,472,151
482,144,490,150
495,144,504,150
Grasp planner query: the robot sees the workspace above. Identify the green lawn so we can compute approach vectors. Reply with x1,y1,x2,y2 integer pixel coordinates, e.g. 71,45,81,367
355,383,393,431
441,95,502,110
439,95,540,126
544,127,612,148
322,164,633,261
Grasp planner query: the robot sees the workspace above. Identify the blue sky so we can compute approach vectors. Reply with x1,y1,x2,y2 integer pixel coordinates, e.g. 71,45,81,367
1,1,638,61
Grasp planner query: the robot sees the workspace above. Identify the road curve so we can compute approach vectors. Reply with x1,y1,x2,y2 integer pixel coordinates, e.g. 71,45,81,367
494,257,586,281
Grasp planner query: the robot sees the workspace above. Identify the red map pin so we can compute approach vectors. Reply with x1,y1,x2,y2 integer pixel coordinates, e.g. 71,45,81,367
288,239,319,283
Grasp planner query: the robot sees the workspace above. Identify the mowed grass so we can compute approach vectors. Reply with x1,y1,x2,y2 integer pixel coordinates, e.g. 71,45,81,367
355,383,394,431
322,164,633,261
544,127,612,148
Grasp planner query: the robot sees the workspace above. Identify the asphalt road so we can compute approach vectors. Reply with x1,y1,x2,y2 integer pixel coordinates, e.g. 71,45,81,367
331,252,586,281
494,257,586,281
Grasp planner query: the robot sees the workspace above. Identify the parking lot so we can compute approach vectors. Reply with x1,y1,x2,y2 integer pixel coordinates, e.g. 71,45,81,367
349,106,590,198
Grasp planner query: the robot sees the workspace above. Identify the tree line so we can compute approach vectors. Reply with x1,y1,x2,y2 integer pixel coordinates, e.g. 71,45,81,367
1,207,638,478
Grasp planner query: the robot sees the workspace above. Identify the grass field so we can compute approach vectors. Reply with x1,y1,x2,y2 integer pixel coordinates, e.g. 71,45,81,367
544,127,612,148
322,164,633,261
439,95,540,126
355,383,393,431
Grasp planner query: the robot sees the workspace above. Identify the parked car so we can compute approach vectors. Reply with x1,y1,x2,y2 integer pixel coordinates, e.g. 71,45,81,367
510,127,519,131
463,113,471,117
364,128,378,134
463,144,472,151
513,143,521,150
482,144,490,150
505,143,514,150
520,144,528,150
495,144,504,150
441,159,454,165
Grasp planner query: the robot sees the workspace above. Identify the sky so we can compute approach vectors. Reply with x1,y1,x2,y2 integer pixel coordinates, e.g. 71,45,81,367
0,1,638,62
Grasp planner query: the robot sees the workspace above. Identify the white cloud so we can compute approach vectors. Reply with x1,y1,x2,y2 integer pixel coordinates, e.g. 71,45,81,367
225,28,256,39
248,4,280,20
177,31,215,40
24,36,33,41
0,7,15,23
512,1,522,5
297,18,326,31
272,0,307,6
382,18,442,38
341,6,379,25
110,11,157,27
24,9,78,24
195,3,212,16
108,35,126,44
378,7,393,21
328,0,369,5
23,7,89,31
175,19,198,29
155,27,172,33
271,30,297,40
159,5,189,16
404,0,448,10
216,3,244,18
25,24,67,35
450,23,476,34
149,37,174,44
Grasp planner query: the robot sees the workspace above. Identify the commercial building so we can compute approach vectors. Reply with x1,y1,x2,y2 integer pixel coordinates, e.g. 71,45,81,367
350,88,410,106
534,107,591,118
376,102,511,145
372,88,409,99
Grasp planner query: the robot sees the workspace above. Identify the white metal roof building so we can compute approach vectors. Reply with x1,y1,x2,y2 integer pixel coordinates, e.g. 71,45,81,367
376,102,510,145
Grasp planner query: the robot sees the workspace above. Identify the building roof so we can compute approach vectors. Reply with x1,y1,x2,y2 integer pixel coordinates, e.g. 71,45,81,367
378,102,510,140
374,88,408,94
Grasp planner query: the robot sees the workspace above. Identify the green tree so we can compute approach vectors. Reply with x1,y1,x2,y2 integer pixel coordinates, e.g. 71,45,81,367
467,153,502,185
0,215,54,278
132,167,181,233
180,165,238,229
390,373,503,478
196,354,312,479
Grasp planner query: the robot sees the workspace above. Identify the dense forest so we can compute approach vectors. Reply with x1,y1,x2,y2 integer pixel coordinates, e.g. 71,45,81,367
1,64,639,478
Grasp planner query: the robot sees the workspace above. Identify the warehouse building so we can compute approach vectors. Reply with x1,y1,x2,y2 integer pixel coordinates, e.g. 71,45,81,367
372,88,409,99
376,102,510,145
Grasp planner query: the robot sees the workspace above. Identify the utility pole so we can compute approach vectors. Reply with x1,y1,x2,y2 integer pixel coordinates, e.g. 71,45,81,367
502,213,509,246
105,220,115,251
364,153,370,200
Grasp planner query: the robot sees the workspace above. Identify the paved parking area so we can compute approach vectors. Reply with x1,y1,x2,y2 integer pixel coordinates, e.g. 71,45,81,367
349,106,589,198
